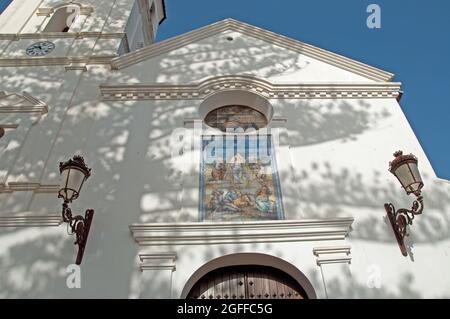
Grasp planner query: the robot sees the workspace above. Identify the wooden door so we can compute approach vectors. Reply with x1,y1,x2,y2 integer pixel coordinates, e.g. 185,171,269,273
187,266,307,299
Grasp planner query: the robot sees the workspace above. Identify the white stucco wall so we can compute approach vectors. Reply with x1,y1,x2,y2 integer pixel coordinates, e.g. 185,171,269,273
1,13,449,299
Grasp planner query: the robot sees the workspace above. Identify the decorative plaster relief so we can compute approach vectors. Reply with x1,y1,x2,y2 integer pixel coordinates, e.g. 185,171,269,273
0,91,48,114
313,246,352,265
138,252,177,271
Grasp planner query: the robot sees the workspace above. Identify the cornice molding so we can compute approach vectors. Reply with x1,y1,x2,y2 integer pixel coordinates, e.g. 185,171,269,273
313,245,352,266
0,182,59,193
183,116,287,127
36,5,94,17
0,32,124,40
36,8,54,17
111,19,393,82
0,91,48,114
0,55,116,67
100,75,402,101
129,218,354,246
138,252,177,271
0,214,62,227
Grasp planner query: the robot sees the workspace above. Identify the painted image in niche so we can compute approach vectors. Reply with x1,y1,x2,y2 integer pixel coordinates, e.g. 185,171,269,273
200,135,284,221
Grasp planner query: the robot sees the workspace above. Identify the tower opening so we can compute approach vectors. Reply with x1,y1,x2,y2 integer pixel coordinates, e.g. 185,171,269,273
43,6,79,32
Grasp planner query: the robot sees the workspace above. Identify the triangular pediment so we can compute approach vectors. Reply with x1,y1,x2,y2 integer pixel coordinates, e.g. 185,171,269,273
110,19,394,83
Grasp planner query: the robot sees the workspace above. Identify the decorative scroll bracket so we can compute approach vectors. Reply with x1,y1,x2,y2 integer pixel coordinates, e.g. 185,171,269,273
384,195,423,257
62,202,94,265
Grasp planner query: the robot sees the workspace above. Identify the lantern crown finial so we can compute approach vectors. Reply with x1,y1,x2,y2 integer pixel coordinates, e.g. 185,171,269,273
59,155,91,178
393,150,403,157
389,151,418,173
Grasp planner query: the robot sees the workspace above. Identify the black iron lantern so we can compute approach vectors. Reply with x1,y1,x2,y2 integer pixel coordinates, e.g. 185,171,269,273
58,155,91,202
388,151,423,196
58,155,94,265
385,151,424,256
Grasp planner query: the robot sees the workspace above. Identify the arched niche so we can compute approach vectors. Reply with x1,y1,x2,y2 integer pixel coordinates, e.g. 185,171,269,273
198,90,274,127
180,253,317,299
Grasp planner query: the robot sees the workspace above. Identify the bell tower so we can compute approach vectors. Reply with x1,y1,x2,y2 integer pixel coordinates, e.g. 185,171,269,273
0,0,166,56
120,0,167,53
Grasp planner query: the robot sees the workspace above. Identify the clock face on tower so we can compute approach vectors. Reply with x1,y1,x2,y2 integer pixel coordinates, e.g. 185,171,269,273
25,41,55,57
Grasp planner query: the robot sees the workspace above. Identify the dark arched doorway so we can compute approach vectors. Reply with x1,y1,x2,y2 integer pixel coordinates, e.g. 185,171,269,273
186,265,308,299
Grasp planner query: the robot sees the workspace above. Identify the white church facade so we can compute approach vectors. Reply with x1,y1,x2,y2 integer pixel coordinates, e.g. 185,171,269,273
1,0,450,299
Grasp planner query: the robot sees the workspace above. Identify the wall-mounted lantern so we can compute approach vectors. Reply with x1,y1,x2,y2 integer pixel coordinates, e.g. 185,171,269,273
385,151,424,256
58,155,94,265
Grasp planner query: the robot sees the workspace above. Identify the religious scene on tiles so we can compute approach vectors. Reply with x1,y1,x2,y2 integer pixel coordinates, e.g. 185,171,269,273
200,135,284,221
200,106,284,221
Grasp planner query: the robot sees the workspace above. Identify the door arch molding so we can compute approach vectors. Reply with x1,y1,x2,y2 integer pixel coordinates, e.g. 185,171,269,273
180,253,317,299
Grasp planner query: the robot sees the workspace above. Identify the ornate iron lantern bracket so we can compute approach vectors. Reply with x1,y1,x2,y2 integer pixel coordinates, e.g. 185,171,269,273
58,155,94,265
384,195,423,256
62,201,94,265
385,150,424,257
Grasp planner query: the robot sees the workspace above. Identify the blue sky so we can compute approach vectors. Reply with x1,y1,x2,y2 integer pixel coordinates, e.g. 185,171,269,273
0,0,11,13
1,0,449,179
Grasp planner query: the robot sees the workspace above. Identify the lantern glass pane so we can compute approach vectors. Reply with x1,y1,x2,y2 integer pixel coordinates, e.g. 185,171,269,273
394,164,415,189
408,162,423,193
58,169,70,200
409,162,423,184
59,169,70,192
66,168,86,194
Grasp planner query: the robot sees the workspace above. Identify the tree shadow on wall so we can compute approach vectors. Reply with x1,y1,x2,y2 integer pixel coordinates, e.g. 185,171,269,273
0,64,147,297
146,31,310,83
0,227,75,298
277,98,391,148
280,159,450,244
306,267,436,299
